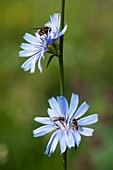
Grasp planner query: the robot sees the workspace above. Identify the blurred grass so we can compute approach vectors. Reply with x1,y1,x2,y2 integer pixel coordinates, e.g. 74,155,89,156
0,0,113,170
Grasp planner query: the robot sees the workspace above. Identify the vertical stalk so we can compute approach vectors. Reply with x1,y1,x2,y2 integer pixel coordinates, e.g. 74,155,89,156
58,55,64,96
59,0,65,96
62,149,67,170
59,0,67,170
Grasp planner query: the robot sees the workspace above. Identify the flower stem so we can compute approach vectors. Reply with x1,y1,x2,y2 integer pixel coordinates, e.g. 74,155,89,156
62,149,67,170
59,0,67,170
58,52,64,96
59,0,65,96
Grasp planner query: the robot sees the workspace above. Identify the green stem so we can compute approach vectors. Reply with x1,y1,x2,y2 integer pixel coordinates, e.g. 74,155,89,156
59,0,67,170
59,0,65,96
58,53,64,96
62,149,67,170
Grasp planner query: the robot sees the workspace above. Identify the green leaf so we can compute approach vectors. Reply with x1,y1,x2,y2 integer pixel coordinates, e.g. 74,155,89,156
46,55,55,68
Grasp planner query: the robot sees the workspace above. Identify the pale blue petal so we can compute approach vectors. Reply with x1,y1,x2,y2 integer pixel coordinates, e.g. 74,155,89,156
56,13,60,29
34,117,53,125
64,130,75,148
38,56,43,73
49,130,61,155
78,114,98,126
71,129,81,146
21,56,36,71
78,127,94,136
30,57,37,73
57,24,68,38
68,93,79,119
45,130,61,156
21,54,39,73
48,97,62,117
53,13,60,24
57,96,68,118
50,15,56,31
50,13,60,32
73,102,90,119
19,49,38,57
47,108,57,118
35,32,43,43
52,13,60,30
33,124,57,137
23,33,39,45
20,43,37,50
59,131,67,154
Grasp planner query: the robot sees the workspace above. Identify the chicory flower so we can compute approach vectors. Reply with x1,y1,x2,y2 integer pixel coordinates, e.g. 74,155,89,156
33,93,98,156
19,13,67,73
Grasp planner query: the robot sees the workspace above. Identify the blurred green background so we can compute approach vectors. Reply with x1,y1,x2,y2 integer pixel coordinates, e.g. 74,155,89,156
0,0,113,169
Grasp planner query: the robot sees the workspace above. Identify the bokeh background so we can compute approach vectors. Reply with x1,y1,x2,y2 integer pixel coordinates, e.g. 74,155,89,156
0,0,113,170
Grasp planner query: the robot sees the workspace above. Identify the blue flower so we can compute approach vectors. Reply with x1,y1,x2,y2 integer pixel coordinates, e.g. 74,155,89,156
19,13,67,74
33,93,98,156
